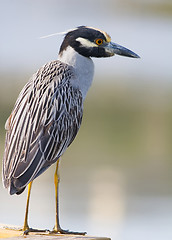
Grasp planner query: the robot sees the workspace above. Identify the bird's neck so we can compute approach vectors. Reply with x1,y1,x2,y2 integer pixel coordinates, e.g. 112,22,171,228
58,46,94,100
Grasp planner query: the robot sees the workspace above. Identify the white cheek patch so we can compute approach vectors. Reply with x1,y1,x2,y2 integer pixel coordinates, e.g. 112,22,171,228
76,37,98,48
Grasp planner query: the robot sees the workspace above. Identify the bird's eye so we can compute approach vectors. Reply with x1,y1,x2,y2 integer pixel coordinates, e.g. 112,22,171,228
95,38,104,45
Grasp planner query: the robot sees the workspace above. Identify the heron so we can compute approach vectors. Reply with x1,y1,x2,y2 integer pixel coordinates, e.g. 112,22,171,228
2,26,139,234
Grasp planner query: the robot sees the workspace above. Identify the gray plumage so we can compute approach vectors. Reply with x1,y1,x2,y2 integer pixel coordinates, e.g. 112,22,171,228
3,60,83,194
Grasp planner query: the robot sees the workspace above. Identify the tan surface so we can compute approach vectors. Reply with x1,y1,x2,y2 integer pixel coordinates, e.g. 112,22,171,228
0,224,111,240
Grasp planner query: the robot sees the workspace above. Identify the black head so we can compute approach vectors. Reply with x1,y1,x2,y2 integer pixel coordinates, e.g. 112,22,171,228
59,26,112,58
59,26,140,59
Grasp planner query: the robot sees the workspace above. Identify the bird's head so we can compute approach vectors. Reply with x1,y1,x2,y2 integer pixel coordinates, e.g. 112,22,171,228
59,26,140,59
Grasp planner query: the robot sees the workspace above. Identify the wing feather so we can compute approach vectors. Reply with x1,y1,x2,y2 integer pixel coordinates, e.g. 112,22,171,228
2,60,83,194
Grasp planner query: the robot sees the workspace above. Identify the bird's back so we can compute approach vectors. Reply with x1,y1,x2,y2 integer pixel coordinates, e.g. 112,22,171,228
2,60,83,195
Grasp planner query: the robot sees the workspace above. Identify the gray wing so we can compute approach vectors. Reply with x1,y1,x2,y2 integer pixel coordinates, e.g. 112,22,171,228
2,60,83,194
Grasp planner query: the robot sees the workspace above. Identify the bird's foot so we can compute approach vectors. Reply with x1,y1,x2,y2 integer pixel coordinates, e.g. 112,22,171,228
23,227,50,235
51,226,86,235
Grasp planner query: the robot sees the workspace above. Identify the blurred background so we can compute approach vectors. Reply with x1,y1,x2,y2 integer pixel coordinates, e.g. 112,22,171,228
0,0,172,239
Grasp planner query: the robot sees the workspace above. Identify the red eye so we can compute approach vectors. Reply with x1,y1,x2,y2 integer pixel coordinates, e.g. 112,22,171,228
95,38,103,45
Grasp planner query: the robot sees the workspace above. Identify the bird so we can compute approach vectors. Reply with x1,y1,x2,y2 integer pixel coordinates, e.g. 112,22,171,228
2,26,140,235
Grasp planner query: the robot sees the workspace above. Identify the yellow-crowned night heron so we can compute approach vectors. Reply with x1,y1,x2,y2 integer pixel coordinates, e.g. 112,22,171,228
2,26,139,235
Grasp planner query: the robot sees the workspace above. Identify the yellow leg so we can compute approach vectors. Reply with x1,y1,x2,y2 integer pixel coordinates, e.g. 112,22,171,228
52,159,86,235
22,181,49,235
54,159,60,232
23,181,33,231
